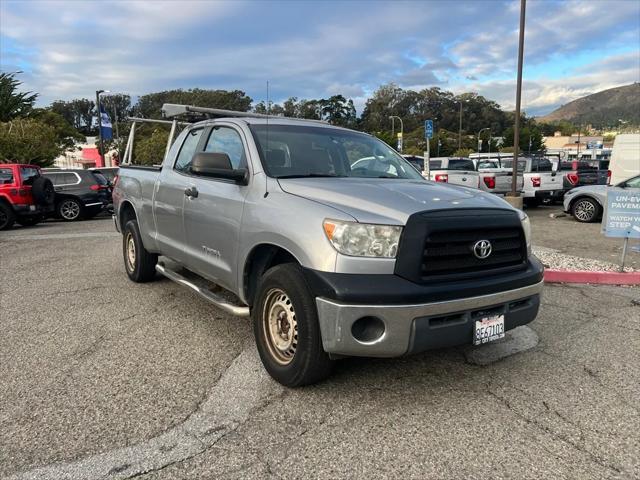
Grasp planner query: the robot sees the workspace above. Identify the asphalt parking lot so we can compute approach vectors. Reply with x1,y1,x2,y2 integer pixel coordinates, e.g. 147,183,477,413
1,216,639,479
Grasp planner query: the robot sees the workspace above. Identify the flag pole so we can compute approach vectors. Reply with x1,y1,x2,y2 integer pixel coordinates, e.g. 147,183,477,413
96,90,104,168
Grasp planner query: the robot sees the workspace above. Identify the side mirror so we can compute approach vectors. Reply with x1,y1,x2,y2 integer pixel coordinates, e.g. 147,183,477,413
190,152,248,184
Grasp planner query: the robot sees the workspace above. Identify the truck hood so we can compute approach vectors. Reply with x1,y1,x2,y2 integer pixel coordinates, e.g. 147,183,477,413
278,178,514,224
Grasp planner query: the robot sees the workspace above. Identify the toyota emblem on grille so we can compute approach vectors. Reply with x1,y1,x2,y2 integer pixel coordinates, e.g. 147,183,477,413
472,239,492,259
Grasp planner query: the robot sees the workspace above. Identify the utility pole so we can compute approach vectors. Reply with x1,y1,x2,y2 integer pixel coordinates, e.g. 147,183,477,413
96,90,104,168
510,0,526,197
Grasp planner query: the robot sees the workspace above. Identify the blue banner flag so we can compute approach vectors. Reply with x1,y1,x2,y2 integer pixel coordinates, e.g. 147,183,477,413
100,106,113,140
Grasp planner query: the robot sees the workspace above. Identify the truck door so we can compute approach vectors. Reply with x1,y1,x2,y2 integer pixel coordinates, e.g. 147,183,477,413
154,127,205,262
181,124,250,291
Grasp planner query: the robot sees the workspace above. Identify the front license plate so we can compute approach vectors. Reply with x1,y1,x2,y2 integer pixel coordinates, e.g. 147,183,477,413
473,315,505,345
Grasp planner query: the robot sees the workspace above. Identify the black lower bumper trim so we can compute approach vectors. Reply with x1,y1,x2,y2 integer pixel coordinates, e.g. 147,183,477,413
407,293,540,354
303,256,544,305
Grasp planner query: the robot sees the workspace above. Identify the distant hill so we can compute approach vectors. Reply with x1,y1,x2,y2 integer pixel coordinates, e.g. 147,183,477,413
538,83,640,127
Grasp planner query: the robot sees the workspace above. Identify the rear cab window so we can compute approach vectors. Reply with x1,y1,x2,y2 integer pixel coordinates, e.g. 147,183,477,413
91,171,110,186
447,159,475,171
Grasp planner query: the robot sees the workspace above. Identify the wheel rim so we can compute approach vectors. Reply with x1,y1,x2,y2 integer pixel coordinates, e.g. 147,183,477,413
262,288,298,365
125,232,136,271
574,200,595,221
60,200,80,220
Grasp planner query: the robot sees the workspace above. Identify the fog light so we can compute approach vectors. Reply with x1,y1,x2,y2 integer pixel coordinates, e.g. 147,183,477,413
351,316,386,344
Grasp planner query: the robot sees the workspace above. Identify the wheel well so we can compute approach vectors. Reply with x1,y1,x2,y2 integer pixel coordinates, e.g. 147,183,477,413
243,244,299,306
119,201,137,227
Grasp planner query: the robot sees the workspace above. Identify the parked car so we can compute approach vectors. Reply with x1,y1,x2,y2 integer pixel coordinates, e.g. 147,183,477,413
563,174,640,223
473,158,524,195
0,164,55,230
609,134,640,185
113,104,543,387
403,155,479,189
43,169,112,221
503,157,564,207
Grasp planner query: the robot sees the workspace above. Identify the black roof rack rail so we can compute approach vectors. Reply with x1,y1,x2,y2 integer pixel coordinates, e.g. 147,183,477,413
161,103,328,124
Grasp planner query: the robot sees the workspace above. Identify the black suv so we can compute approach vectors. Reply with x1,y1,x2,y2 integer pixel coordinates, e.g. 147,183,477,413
43,169,112,221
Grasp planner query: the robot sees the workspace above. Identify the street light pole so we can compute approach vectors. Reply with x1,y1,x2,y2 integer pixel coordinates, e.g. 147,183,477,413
510,0,526,197
477,127,490,154
458,101,463,151
389,115,404,152
96,90,104,168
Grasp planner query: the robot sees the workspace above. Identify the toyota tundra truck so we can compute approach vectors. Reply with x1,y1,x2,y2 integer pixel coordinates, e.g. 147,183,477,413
113,104,544,387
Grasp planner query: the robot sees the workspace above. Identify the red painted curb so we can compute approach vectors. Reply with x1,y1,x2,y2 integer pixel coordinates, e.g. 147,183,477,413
544,269,640,285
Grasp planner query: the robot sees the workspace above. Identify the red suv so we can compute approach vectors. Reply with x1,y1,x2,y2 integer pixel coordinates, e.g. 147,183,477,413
0,164,55,230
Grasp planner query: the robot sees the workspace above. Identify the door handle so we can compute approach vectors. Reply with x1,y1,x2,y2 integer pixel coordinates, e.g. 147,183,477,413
184,186,198,198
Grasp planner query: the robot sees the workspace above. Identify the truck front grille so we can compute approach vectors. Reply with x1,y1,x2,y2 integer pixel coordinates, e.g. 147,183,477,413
394,209,528,284
421,227,524,277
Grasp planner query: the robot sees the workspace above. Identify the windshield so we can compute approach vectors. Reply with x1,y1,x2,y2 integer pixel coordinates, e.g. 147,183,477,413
250,124,424,180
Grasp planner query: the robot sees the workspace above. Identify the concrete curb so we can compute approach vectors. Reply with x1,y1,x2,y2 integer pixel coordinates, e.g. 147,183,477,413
544,269,640,285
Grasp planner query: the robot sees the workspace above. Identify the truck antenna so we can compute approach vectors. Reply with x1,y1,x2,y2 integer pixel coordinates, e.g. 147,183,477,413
264,80,270,198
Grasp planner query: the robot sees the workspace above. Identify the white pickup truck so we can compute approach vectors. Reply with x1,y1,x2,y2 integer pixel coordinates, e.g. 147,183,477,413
403,156,479,189
469,153,524,195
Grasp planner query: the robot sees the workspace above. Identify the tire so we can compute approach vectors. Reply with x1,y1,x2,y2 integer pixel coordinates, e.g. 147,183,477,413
57,198,83,221
252,263,333,387
572,197,600,223
123,219,158,282
0,202,15,231
32,177,55,206
524,198,540,208
17,215,43,227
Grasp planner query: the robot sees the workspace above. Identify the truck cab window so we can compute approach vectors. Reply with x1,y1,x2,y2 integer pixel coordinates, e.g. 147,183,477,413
204,127,246,169
174,128,204,173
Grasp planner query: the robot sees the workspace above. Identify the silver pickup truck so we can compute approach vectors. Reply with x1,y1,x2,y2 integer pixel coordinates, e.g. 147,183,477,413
113,104,544,386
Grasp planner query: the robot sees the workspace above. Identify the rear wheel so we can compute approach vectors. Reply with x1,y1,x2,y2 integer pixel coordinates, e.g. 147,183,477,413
0,203,15,230
57,198,83,221
253,263,333,387
572,197,600,223
123,219,158,282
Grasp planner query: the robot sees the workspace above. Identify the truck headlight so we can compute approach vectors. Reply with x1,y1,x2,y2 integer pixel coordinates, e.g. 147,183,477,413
323,219,402,258
519,210,531,255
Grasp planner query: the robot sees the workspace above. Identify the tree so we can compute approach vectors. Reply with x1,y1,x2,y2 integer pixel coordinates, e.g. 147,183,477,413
0,72,38,121
502,119,545,153
30,109,84,150
318,95,356,127
134,89,252,119
132,126,172,165
50,98,95,134
0,119,63,167
100,94,131,124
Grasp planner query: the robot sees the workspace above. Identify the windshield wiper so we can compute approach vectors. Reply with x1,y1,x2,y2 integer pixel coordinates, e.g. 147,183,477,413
276,173,345,179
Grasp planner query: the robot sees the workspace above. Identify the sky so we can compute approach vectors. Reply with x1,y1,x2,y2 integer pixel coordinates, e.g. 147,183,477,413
1,0,639,116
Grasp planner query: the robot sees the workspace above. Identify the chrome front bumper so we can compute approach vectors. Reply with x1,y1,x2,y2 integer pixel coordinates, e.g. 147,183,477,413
316,280,544,357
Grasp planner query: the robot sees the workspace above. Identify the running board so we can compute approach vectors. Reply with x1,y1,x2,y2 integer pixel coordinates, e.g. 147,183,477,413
155,263,250,317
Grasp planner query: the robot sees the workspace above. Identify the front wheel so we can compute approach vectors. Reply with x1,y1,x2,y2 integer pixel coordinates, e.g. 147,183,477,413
253,263,333,387
572,198,600,223
122,219,158,282
0,203,15,230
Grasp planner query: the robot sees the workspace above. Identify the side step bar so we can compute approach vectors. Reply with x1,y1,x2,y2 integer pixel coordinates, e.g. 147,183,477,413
156,263,250,317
